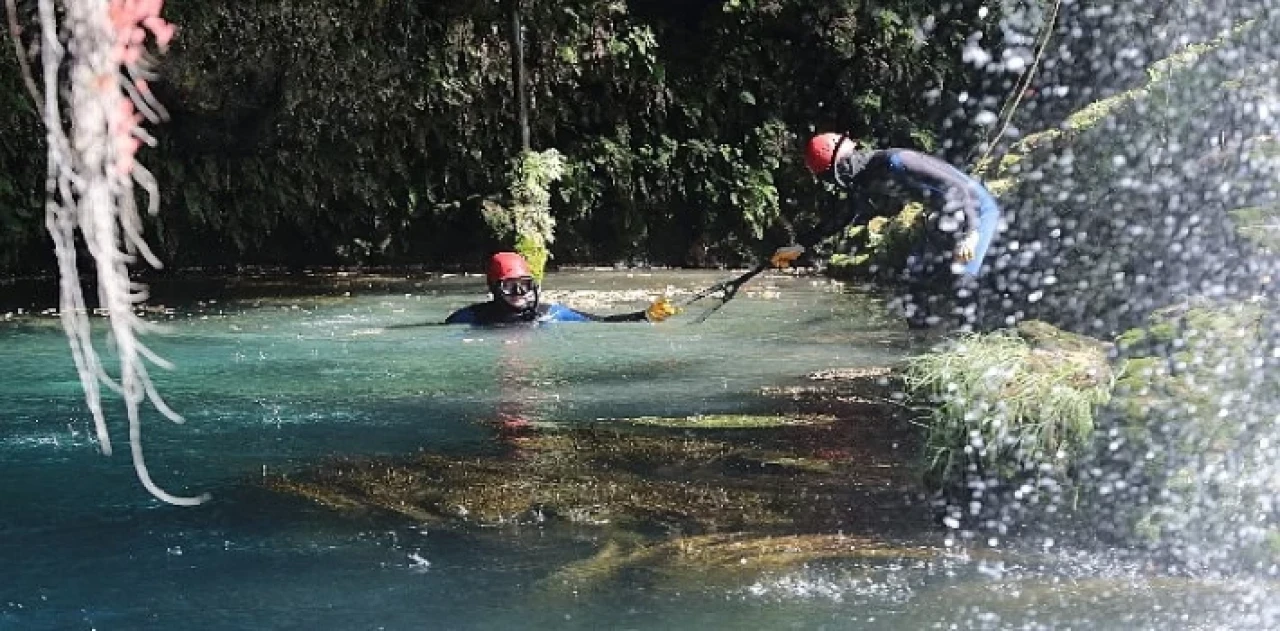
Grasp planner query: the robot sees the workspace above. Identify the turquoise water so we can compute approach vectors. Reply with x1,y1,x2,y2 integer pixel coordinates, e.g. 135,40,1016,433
1,271,1274,630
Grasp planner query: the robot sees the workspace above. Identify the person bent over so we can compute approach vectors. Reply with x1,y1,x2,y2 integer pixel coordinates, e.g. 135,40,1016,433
774,133,1000,330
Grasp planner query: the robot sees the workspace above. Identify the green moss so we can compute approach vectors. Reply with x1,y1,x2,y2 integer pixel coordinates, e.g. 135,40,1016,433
1230,206,1280,250
826,202,924,281
984,178,1015,199
505,149,565,281
1146,44,1214,82
1014,320,1113,355
1115,320,1178,350
1099,302,1278,562
1146,20,1254,83
1265,530,1280,558
1064,90,1145,131
1010,128,1062,154
996,152,1023,177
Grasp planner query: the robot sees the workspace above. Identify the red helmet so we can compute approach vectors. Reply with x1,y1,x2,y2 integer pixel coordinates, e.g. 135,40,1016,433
804,132,848,175
486,252,533,284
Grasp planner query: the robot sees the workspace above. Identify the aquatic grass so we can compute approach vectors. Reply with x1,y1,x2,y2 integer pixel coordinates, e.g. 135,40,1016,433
622,414,837,429
904,325,1113,491
267,428,836,532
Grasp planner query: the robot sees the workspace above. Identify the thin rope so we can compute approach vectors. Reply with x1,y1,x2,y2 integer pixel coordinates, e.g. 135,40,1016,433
972,0,1063,178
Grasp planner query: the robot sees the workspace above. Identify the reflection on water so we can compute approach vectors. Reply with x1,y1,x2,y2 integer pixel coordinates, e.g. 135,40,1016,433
0,271,1274,629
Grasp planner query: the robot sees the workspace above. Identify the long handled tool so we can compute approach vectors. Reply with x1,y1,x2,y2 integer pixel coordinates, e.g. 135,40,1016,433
679,263,770,323
679,246,806,323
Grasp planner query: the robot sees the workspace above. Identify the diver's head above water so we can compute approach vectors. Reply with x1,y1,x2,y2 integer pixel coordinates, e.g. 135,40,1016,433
486,251,540,315
446,251,665,325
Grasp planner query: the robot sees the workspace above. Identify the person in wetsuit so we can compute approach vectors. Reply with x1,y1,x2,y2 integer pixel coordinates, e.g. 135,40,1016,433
771,133,1001,329
444,252,677,325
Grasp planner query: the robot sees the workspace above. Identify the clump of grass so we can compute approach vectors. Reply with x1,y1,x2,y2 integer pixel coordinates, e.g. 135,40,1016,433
904,326,1113,491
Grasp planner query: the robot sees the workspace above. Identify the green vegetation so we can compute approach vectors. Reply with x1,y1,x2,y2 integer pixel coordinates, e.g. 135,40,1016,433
900,301,1279,572
493,149,566,281
0,0,999,273
903,321,1113,492
0,47,44,272
826,202,924,281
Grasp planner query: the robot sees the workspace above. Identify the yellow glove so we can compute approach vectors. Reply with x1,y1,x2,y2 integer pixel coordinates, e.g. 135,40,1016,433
955,231,980,263
770,245,805,269
644,296,680,322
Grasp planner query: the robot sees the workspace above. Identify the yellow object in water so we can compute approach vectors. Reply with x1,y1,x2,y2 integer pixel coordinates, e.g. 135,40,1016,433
770,245,805,268
645,296,680,322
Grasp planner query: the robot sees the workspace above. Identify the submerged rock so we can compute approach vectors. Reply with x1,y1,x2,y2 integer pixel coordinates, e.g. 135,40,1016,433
620,413,838,429
539,532,958,594
266,416,925,536
264,365,936,584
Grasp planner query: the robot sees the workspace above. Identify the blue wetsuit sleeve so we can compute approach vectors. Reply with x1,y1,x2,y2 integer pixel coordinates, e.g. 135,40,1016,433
888,150,986,233
543,303,648,323
888,150,1001,276
543,303,592,322
964,188,1001,276
444,306,477,324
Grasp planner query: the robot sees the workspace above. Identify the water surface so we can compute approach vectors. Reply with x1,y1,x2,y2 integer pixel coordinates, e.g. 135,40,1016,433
1,270,1274,630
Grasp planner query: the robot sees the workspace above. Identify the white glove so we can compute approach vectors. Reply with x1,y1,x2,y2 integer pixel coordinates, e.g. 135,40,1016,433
955,231,980,263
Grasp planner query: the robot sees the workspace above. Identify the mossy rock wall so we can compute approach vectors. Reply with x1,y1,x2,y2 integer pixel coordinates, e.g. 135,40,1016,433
906,303,1280,573
1081,301,1280,571
974,16,1279,336
826,202,925,282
